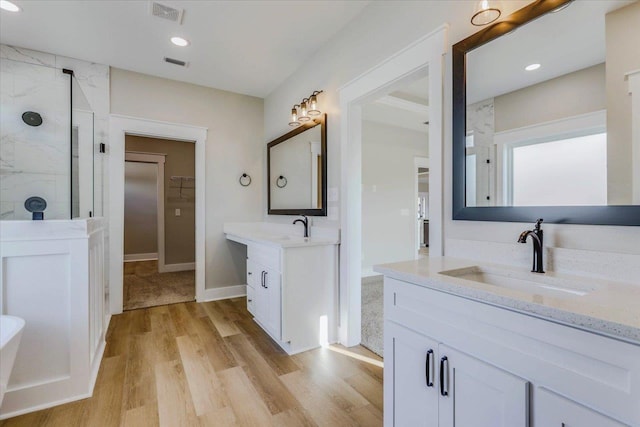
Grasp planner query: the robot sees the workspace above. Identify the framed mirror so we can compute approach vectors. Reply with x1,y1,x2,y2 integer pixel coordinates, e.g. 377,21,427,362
268,114,327,216
452,0,640,225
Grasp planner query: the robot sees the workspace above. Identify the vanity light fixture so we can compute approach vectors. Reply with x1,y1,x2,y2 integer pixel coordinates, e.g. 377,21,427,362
525,63,541,71
471,0,501,26
288,90,323,126
170,36,190,47
0,0,20,12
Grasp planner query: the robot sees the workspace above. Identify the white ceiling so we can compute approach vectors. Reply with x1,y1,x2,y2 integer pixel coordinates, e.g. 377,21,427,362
363,75,429,133
467,0,635,104
0,0,369,97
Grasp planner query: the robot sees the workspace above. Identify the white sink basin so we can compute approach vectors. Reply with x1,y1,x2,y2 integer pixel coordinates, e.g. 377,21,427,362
439,266,596,298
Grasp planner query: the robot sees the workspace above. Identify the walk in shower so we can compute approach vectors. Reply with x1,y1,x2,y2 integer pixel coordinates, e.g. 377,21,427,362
0,56,96,220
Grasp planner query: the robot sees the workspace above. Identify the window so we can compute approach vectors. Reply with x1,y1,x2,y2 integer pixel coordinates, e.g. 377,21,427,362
509,132,607,206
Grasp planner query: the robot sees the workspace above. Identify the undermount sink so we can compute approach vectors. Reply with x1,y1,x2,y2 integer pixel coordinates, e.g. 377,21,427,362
439,265,597,298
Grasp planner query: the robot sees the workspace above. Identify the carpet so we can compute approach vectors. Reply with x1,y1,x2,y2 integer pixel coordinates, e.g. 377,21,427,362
123,260,195,311
361,275,384,357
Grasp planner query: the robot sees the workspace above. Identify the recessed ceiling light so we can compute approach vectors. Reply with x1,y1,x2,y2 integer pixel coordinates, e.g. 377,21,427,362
0,0,21,12
171,36,190,47
525,63,541,71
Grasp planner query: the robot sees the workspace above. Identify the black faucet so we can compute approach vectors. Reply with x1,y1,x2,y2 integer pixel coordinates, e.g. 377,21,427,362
518,218,545,273
293,215,309,238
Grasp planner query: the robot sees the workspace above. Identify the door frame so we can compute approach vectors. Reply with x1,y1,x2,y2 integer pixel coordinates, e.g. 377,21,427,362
338,26,447,346
124,152,166,269
109,115,207,315
415,156,429,254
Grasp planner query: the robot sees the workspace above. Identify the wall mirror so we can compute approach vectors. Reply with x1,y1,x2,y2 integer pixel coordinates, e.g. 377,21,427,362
268,114,327,216
453,0,640,225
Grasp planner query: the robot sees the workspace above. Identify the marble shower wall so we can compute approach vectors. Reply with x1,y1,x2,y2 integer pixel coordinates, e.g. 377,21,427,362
0,45,109,220
466,98,496,206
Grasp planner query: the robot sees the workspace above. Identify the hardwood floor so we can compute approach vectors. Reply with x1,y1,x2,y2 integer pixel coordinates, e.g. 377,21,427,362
0,298,383,427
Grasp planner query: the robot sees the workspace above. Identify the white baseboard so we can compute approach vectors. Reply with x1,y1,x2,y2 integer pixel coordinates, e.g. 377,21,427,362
161,262,195,273
199,285,247,302
123,252,158,262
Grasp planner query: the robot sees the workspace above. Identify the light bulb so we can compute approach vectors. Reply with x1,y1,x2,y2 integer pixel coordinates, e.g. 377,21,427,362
289,107,300,127
0,0,20,12
308,94,321,116
299,100,310,122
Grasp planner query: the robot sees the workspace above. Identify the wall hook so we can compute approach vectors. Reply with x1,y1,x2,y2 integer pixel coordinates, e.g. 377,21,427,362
239,173,252,187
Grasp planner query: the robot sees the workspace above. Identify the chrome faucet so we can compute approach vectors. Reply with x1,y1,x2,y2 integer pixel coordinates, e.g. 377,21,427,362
518,218,545,273
293,215,309,238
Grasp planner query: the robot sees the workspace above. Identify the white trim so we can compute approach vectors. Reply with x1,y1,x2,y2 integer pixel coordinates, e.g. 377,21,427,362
627,71,640,204
109,115,207,315
414,157,429,253
200,285,247,302
123,253,158,262
125,152,167,272
162,262,196,272
338,26,448,347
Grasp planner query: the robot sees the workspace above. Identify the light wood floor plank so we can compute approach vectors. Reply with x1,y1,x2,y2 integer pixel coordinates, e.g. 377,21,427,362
176,335,228,415
217,366,275,427
224,333,300,415
155,360,199,427
202,301,241,337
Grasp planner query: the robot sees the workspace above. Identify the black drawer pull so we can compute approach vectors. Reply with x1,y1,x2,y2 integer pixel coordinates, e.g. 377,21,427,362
440,356,449,397
425,350,434,387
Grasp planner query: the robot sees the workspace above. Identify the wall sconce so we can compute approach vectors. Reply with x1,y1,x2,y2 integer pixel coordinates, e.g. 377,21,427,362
471,0,501,26
289,90,323,127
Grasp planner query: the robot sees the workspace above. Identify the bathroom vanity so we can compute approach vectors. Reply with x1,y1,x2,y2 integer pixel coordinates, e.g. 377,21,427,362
376,257,640,427
224,222,339,354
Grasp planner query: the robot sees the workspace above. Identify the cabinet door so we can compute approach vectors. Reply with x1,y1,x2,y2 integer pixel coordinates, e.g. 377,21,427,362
385,321,439,427
246,259,259,289
439,345,529,427
262,267,281,340
534,387,627,427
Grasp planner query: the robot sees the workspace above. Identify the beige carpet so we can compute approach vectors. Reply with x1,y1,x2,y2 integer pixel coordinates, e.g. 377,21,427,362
123,260,195,311
361,275,384,357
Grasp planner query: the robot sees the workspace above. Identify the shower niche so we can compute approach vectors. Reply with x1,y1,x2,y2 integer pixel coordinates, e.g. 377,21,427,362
0,59,96,220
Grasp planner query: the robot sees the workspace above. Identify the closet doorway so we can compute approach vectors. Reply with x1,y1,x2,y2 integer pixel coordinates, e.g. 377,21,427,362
123,135,196,311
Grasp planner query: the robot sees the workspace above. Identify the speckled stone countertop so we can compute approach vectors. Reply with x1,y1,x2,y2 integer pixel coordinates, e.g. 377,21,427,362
374,256,640,345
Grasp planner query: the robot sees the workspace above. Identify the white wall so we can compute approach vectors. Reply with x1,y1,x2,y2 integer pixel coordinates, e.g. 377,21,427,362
361,120,427,275
264,1,640,280
110,68,264,290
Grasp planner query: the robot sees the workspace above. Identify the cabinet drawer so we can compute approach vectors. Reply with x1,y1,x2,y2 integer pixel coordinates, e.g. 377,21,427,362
248,243,280,272
534,387,627,427
246,286,255,315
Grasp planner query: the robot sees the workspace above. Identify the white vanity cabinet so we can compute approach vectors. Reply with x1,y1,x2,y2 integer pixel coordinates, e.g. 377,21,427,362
228,229,338,355
386,322,528,427
383,276,640,427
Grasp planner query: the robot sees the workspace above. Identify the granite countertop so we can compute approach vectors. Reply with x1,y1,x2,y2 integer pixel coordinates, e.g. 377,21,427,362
374,256,640,345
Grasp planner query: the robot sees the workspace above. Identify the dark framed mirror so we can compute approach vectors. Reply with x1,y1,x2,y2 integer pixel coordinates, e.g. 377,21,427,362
267,114,327,216
452,0,640,225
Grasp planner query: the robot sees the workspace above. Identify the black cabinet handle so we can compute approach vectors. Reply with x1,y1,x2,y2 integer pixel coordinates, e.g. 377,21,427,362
440,356,449,397
261,271,265,288
264,271,268,289
425,349,434,387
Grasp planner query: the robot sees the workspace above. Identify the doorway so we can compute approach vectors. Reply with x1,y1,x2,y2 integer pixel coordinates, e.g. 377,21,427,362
338,27,446,347
122,135,196,311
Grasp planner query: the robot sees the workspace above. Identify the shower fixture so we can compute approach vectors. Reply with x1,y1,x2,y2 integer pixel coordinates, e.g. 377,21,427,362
22,111,43,127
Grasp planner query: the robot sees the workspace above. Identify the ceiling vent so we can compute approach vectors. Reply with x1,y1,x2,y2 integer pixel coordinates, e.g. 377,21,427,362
150,2,184,24
164,57,188,67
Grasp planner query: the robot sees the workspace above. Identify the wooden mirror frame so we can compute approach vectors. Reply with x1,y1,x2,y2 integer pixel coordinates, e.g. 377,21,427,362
452,0,640,226
267,114,327,216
